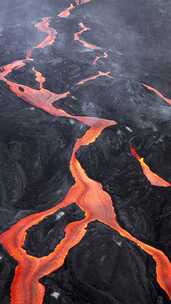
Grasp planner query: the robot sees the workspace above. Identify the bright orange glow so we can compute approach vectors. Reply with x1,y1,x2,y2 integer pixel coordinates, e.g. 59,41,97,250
0,1,171,303
58,3,75,18
74,22,98,50
130,146,171,187
32,67,46,90
143,84,171,106
92,51,108,65
77,71,112,86
0,59,28,79
34,17,57,49
2,76,115,127
57,0,91,18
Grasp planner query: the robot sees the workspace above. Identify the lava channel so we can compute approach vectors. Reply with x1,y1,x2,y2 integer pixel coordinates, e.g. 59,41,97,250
34,17,57,49
92,51,108,65
144,84,171,106
58,3,75,18
130,146,171,187
74,22,99,50
58,0,91,18
76,71,112,86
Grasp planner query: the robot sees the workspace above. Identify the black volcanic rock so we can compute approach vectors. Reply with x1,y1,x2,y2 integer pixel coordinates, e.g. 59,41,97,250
0,0,171,304
43,222,169,304
25,204,85,257
0,89,87,232
77,124,171,258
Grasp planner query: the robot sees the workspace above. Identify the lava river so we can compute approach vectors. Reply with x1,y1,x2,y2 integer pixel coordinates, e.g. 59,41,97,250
0,1,171,304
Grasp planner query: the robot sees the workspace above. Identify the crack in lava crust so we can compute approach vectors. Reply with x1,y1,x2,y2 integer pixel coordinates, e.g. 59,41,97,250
0,1,171,303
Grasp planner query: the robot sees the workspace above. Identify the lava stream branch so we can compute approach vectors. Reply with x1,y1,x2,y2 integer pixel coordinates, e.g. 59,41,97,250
74,22,99,50
58,3,75,18
130,146,171,187
34,17,57,49
143,84,171,106
1,74,116,128
76,71,112,86
92,51,108,65
108,222,171,299
32,67,46,90
0,13,58,81
58,0,91,18
0,58,32,80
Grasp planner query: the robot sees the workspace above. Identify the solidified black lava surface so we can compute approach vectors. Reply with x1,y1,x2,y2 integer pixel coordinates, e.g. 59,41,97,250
0,1,171,304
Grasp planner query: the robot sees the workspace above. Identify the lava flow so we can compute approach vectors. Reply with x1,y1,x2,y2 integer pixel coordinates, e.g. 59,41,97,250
92,51,108,65
58,3,75,18
74,22,99,50
0,73,118,304
58,0,91,18
144,84,171,106
34,17,57,49
2,73,115,127
0,59,30,79
32,67,46,90
0,0,171,303
77,71,112,86
130,146,171,187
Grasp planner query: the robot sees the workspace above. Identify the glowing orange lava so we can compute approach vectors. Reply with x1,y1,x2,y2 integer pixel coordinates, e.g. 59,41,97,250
130,146,171,187
92,51,108,65
58,3,75,18
34,17,57,49
58,0,91,18
32,67,46,90
77,71,112,86
143,84,171,106
0,59,29,79
0,1,171,303
74,22,98,50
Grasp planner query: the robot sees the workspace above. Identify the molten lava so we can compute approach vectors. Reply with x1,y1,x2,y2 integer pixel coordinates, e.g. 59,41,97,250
0,59,28,79
77,71,112,86
0,1,171,304
58,0,91,18
92,51,108,65
130,146,171,187
34,17,57,49
58,3,75,18
32,67,46,90
74,22,98,50
144,84,171,106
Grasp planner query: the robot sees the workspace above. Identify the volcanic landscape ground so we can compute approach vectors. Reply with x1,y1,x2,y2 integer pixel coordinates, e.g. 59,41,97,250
0,1,171,303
